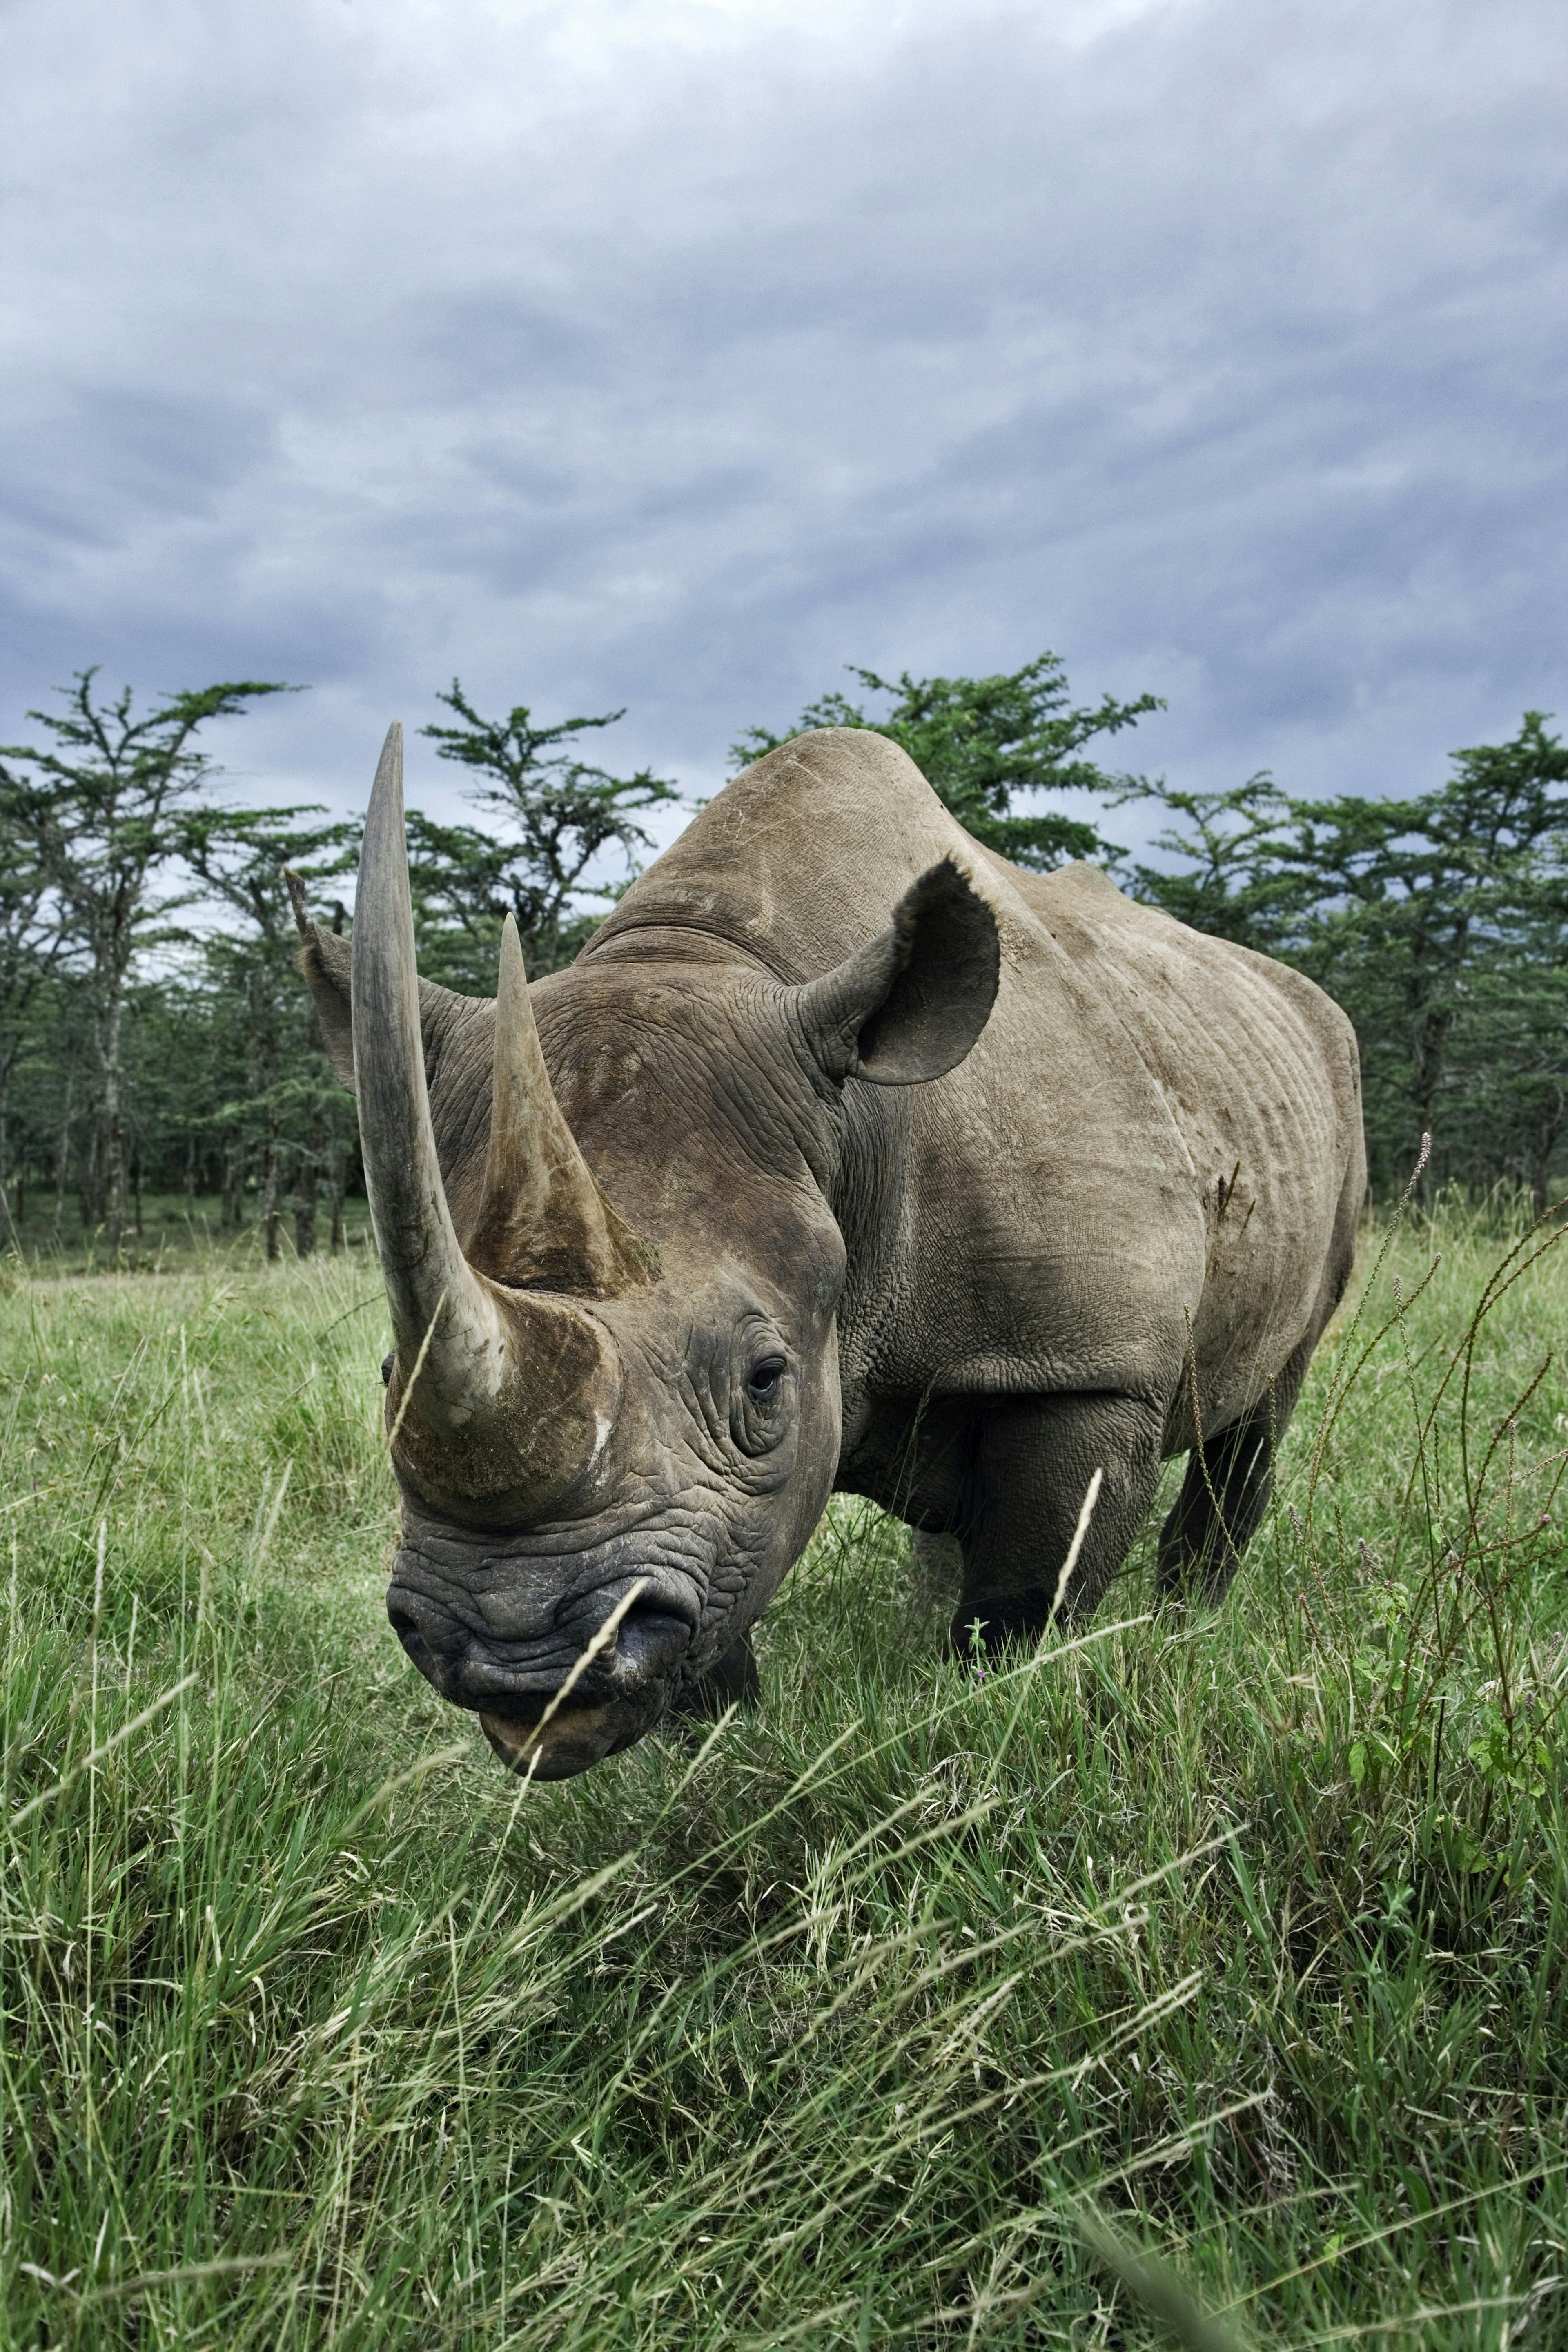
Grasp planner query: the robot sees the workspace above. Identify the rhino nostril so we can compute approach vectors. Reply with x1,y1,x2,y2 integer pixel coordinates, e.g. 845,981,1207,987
388,1604,436,1677
612,1597,693,1682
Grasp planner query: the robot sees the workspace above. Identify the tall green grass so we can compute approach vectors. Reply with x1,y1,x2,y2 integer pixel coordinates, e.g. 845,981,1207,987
2,1198,1566,2348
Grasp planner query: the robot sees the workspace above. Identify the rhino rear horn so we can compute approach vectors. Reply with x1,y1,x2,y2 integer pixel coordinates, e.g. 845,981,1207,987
792,858,1000,1085
465,913,657,1293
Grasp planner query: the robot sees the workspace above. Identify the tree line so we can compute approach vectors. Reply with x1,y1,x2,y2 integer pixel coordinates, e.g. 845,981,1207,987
0,672,677,1257
1,656,1562,1258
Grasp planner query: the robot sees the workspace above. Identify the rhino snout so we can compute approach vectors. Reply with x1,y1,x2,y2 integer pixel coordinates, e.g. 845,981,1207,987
386,1566,699,1774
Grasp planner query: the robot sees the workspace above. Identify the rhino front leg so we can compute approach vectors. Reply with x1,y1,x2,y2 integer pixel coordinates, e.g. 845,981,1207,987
948,1393,1165,1657
1157,1335,1314,1608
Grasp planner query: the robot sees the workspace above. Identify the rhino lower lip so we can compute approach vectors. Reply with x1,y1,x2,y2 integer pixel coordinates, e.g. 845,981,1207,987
479,1707,551,1757
479,1703,617,1772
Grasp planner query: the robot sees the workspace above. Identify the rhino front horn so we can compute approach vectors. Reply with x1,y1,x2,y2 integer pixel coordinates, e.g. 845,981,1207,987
352,721,643,1522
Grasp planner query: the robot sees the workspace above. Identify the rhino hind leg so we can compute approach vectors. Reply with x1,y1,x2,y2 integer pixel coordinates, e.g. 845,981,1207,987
947,1391,1166,1658
1157,1341,1313,1607
675,1630,762,1719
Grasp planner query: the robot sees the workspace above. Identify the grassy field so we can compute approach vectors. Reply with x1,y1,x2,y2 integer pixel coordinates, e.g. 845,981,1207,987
2,1198,1566,2349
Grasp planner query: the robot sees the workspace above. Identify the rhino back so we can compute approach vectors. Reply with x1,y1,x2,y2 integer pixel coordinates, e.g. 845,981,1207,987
589,729,1360,1444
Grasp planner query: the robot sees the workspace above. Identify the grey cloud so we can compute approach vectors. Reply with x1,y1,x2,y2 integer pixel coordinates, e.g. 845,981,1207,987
0,0,1563,850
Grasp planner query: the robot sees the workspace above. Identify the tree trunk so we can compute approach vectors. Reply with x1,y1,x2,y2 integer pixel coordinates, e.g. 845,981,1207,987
80,1116,102,1231
259,1115,283,1262
185,1132,197,1211
327,1131,345,1254
105,1108,125,1253
0,1056,17,1242
0,1106,12,1252
132,1150,143,1239
221,1134,246,1230
1528,1088,1564,1218
53,1074,74,1228
293,1143,319,1259
100,990,126,1254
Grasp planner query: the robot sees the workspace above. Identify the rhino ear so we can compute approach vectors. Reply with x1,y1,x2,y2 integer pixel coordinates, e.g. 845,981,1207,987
287,869,356,1088
793,858,1000,1087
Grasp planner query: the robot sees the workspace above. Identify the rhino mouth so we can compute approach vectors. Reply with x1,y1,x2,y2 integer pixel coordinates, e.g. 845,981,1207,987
388,1558,700,1778
479,1701,620,1779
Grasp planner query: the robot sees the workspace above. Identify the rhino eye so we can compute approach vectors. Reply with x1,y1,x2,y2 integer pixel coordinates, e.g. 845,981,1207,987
745,1355,787,1404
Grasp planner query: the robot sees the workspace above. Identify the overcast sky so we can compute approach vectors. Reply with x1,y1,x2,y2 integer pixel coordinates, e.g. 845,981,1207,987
3,0,1564,858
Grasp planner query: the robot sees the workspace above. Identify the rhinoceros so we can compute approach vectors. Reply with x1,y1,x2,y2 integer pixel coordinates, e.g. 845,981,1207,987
293,721,1364,1778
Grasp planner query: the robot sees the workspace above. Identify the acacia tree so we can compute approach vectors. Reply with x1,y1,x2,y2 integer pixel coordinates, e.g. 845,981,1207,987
733,653,1160,869
409,680,681,985
180,806,356,1257
1101,771,1306,949
1299,717,1568,1193
0,779,56,1242
0,669,289,1248
1117,713,1568,1194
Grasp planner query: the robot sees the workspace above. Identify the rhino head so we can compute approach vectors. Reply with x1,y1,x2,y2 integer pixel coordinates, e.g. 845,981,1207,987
298,724,998,1778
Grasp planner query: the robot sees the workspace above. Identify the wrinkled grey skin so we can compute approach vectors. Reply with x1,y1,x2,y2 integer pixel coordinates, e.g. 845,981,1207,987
300,728,1365,1777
